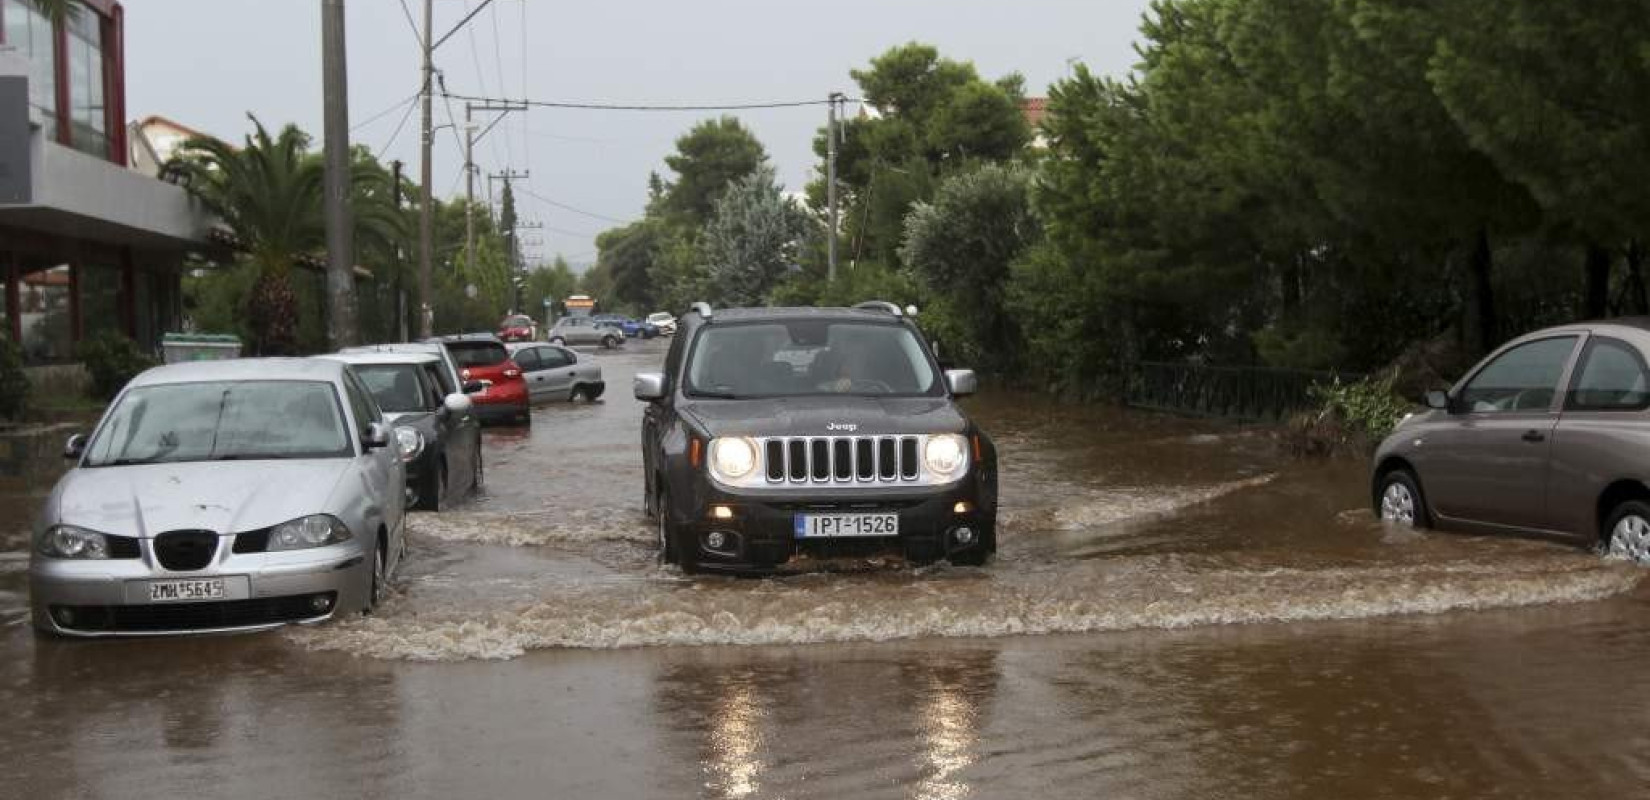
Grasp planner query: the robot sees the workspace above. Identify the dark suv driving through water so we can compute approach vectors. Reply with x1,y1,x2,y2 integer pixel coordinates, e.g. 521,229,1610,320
635,302,998,574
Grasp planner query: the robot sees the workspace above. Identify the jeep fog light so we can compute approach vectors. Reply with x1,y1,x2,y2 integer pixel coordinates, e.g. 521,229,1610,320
709,437,757,481
924,434,967,477
953,527,977,545
953,501,974,515
706,531,728,550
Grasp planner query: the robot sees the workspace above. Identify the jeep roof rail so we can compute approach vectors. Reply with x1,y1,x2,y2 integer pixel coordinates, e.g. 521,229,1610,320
852,300,904,317
690,301,714,321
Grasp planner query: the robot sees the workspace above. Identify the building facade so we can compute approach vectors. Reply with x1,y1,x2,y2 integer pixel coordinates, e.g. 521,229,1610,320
0,0,211,364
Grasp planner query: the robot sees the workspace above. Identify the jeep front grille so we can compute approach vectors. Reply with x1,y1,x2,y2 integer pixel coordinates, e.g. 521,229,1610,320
760,435,923,485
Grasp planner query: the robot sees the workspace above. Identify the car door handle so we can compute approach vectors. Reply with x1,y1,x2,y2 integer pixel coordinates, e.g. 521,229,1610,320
1522,430,1546,443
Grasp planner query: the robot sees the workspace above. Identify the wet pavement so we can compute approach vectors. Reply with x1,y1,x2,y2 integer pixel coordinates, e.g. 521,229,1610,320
4,339,1650,798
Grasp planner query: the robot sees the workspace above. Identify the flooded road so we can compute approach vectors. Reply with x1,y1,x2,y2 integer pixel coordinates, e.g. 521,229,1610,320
4,339,1650,798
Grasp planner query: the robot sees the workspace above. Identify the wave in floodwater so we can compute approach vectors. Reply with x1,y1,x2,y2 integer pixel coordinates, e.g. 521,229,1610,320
288,551,1641,662
1001,474,1277,534
409,509,652,547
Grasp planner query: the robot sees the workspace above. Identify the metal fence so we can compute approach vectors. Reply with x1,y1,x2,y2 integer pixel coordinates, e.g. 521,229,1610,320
1123,361,1361,422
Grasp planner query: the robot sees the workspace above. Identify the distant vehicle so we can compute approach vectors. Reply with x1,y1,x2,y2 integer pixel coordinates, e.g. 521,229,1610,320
1373,320,1650,564
428,334,530,425
507,342,605,402
564,294,597,317
322,352,482,510
637,301,998,574
593,314,657,339
498,314,539,343
647,312,678,336
30,358,408,636
547,316,625,349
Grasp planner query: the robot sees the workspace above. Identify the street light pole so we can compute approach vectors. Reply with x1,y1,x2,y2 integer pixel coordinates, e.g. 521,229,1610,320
464,104,475,283
417,0,435,338
827,92,842,283
321,0,357,347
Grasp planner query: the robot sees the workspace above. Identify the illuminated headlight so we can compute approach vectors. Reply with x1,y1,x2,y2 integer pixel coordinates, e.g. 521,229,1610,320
268,515,353,551
394,427,425,462
709,437,758,482
924,434,968,477
37,525,109,559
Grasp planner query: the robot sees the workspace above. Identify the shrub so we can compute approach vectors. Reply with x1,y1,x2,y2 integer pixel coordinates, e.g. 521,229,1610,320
1289,372,1412,456
0,335,28,420
76,332,158,402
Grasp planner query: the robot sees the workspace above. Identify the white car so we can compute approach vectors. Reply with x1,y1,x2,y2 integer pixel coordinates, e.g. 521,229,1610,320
646,312,678,336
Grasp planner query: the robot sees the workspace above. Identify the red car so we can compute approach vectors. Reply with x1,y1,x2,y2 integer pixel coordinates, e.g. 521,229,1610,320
498,314,538,343
430,335,530,425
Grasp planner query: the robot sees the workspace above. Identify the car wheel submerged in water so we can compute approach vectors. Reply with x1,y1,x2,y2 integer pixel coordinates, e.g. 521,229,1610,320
1604,500,1650,565
1376,469,1429,528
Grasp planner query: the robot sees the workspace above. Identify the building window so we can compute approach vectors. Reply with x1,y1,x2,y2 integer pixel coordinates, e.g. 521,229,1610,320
2,0,58,142
65,6,106,159
79,259,119,337
19,259,71,364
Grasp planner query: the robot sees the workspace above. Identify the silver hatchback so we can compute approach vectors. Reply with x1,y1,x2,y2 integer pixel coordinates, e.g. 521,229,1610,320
1373,320,1650,562
29,358,408,636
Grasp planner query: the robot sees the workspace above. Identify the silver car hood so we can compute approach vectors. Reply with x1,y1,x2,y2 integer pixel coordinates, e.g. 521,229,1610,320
48,459,354,537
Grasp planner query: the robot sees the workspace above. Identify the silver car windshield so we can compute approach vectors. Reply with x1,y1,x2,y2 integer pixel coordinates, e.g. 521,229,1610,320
83,380,353,466
685,321,940,399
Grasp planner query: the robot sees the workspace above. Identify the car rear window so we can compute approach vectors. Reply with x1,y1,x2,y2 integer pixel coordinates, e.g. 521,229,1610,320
502,315,532,327
448,341,509,367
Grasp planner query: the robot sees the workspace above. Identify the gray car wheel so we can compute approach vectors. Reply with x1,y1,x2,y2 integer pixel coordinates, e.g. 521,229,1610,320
1377,469,1430,528
1604,501,1650,565
367,537,387,613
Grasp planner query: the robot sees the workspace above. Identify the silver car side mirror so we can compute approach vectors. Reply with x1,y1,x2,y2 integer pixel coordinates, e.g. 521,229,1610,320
443,393,473,416
634,371,666,401
363,421,392,450
63,433,87,461
945,369,978,398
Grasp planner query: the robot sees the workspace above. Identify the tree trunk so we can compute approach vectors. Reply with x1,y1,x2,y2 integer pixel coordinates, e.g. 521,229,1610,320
1461,229,1497,357
1626,241,1648,316
1279,254,1302,318
248,267,299,356
1584,243,1612,319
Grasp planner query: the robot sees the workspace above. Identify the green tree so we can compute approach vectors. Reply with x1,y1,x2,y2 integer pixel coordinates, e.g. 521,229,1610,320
660,117,768,227
702,166,815,306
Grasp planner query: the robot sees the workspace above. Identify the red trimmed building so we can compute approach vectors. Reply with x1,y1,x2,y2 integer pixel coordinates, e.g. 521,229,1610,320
0,0,211,364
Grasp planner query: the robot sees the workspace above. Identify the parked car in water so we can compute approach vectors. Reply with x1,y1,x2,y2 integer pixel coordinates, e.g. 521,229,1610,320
507,342,605,403
1373,320,1650,563
637,301,998,574
340,342,477,399
428,334,530,425
498,313,539,343
30,358,408,636
593,314,658,339
647,312,678,336
547,316,625,349
322,352,483,510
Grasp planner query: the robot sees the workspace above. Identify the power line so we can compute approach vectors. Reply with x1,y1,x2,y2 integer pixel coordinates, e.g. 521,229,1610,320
378,95,419,154
442,92,858,112
352,91,419,132
394,0,422,48
515,185,633,225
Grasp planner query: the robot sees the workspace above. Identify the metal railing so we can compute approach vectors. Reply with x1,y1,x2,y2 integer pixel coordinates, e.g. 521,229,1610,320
1123,361,1361,421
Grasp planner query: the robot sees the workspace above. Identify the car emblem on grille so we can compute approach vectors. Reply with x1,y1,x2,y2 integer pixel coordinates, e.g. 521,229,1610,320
827,422,858,432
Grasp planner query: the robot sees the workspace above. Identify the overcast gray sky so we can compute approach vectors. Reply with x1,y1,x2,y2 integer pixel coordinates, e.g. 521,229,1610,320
126,0,1155,268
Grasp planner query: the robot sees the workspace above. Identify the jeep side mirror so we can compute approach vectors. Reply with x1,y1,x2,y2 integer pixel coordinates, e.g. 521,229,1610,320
634,371,666,401
945,369,978,398
63,433,87,460
363,422,392,450
1425,389,1450,411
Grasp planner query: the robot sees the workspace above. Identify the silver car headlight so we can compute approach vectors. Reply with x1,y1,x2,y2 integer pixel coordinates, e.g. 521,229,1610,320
268,514,353,552
709,437,759,483
37,525,109,559
394,427,425,462
924,434,969,478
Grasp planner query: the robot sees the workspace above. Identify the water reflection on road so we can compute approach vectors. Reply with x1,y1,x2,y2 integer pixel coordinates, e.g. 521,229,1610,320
2,338,1649,798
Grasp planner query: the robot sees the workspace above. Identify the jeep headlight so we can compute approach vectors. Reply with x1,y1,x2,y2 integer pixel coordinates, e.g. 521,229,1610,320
924,434,968,477
709,437,758,481
268,515,353,551
394,427,425,462
38,525,109,559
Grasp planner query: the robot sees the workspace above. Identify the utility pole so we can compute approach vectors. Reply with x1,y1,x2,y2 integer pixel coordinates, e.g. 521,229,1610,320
416,0,434,338
465,101,528,282
322,0,357,347
826,92,843,283
391,159,406,341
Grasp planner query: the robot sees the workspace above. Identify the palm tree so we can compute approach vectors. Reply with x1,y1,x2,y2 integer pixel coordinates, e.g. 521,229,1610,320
171,117,323,355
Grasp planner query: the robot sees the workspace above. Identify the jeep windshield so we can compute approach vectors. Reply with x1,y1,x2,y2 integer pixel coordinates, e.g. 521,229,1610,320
83,380,353,466
685,320,941,399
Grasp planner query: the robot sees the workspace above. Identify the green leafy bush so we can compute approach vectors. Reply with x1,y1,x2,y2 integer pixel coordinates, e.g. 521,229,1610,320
1290,373,1412,456
76,332,158,402
0,335,28,420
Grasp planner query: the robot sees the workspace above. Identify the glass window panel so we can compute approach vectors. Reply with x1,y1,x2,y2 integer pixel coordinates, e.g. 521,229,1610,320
1568,339,1650,411
66,7,105,158
79,261,120,337
1459,336,1578,413
19,260,71,364
4,0,58,137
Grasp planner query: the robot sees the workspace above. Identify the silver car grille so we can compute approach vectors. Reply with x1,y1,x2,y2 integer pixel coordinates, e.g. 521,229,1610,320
759,435,922,485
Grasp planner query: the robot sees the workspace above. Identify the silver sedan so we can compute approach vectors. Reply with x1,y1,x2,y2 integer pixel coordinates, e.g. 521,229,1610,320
29,358,408,636
507,342,606,402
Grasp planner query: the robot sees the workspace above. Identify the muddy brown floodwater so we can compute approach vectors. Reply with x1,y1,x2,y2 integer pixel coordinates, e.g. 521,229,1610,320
3,339,1650,799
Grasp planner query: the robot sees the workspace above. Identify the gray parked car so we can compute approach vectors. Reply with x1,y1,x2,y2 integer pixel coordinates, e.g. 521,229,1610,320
29,358,409,636
1373,320,1650,562
547,316,625,349
507,342,606,402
